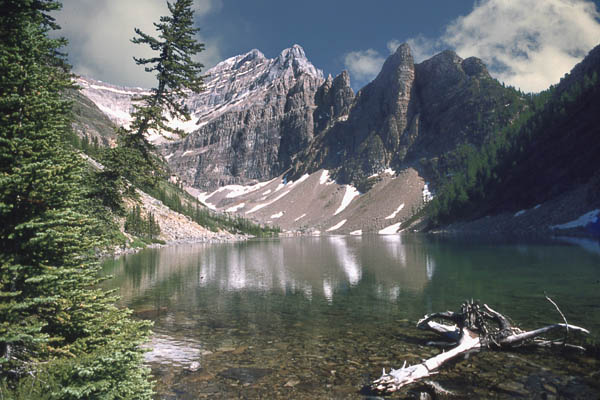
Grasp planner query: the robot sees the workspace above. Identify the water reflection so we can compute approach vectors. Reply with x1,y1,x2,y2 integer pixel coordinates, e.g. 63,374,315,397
102,236,436,306
143,333,203,366
101,235,600,399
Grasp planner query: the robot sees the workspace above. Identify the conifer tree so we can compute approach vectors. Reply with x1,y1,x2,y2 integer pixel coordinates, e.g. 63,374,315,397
0,1,152,398
101,0,205,195
127,0,205,151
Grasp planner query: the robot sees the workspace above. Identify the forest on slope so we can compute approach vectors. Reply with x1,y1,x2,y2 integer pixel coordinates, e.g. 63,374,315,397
425,44,600,227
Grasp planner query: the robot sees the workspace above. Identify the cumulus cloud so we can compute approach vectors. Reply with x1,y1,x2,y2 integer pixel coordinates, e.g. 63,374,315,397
442,0,600,92
346,0,600,92
343,49,386,89
54,0,222,88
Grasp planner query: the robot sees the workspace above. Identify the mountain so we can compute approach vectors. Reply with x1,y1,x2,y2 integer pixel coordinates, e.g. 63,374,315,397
74,43,532,234
426,43,600,233
161,45,326,189
290,44,527,188
75,45,327,189
66,87,118,147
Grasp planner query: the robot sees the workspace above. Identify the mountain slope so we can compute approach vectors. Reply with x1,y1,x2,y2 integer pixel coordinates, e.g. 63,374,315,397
67,88,118,146
426,43,600,231
74,43,535,234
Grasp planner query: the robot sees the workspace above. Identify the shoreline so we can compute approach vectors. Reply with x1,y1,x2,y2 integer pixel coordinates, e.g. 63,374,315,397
101,232,252,259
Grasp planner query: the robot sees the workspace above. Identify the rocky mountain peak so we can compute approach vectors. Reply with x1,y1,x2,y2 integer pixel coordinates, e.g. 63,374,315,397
461,56,489,77
333,70,351,89
314,70,355,133
374,42,415,86
271,44,323,81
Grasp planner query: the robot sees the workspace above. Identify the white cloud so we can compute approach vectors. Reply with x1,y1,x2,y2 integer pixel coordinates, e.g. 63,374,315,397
54,0,222,88
347,0,600,93
442,0,600,92
343,49,386,89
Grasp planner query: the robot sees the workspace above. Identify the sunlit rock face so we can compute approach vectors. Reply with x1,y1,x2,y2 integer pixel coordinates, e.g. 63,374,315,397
77,45,327,190
160,45,326,190
79,42,526,227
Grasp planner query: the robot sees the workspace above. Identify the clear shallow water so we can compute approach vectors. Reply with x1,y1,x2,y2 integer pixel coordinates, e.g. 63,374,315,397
101,235,600,399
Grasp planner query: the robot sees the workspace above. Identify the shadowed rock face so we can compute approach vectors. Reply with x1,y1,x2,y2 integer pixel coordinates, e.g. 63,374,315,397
291,43,526,187
313,70,355,134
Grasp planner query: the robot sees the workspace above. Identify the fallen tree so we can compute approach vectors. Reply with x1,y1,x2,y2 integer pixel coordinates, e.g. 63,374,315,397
371,298,590,394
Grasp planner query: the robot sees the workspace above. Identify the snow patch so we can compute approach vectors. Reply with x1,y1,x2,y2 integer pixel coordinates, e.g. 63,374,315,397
225,203,245,212
326,219,347,232
379,222,402,235
422,183,434,203
196,192,217,210
319,170,332,185
89,84,150,96
334,186,360,215
270,211,284,219
349,230,362,236
262,189,272,195
290,173,310,186
385,203,405,220
368,168,396,179
294,213,306,222
550,209,599,230
245,191,290,214
224,180,272,199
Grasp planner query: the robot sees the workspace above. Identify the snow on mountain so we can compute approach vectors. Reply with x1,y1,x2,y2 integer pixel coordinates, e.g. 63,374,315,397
76,44,323,144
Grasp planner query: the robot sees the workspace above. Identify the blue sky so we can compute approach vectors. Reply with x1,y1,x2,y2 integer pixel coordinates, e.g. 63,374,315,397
55,0,600,92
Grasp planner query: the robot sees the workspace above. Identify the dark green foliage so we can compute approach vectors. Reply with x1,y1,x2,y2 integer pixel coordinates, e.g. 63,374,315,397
189,203,281,237
125,206,161,241
427,48,600,225
145,181,281,237
0,1,152,398
100,130,167,193
128,0,205,149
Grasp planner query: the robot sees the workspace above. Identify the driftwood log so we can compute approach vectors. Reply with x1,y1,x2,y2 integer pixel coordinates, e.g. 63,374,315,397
371,298,590,394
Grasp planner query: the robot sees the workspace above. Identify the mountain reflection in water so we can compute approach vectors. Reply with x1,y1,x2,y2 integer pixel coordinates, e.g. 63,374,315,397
101,235,600,399
102,236,433,306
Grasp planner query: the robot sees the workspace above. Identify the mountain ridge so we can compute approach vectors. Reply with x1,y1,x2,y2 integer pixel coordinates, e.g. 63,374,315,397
72,42,600,237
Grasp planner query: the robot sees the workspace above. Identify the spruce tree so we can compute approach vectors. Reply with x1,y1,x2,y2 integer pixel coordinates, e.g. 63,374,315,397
0,1,152,398
100,0,205,195
128,0,205,151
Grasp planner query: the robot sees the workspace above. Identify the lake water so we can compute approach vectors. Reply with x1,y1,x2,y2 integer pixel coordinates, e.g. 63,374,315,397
101,235,600,399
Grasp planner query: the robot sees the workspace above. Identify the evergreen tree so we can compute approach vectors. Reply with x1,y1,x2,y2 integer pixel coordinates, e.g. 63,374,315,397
127,0,205,151
0,1,152,398
99,0,205,197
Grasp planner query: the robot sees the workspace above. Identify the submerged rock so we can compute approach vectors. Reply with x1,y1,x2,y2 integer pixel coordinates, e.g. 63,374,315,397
218,367,273,384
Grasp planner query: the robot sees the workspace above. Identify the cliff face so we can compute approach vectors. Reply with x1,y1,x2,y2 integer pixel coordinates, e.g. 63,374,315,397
77,43,526,193
160,45,325,190
291,44,527,187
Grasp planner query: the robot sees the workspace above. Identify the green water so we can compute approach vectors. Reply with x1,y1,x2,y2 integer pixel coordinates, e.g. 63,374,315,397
101,235,600,399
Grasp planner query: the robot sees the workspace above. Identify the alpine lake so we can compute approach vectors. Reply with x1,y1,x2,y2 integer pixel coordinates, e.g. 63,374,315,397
101,234,600,399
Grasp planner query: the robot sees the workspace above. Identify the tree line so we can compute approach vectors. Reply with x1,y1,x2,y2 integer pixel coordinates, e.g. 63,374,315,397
426,65,600,225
